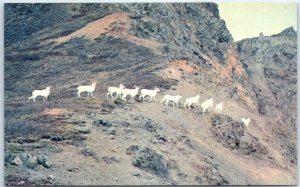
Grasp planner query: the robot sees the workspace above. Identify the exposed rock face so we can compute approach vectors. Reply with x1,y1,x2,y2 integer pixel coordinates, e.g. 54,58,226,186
128,4,232,63
4,3,243,94
237,27,297,164
211,115,268,159
126,145,170,178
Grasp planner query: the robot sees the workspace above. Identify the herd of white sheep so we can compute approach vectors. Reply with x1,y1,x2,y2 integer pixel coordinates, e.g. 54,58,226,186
27,83,251,127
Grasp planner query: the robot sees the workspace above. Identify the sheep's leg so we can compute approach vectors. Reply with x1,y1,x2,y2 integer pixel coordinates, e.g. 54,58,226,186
77,92,81,98
148,97,152,102
202,108,206,115
165,100,168,107
122,95,127,101
112,93,117,99
91,92,94,98
176,102,179,108
188,104,191,110
28,95,34,102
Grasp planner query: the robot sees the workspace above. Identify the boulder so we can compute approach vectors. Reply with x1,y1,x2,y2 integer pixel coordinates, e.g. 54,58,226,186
20,153,38,169
11,156,23,166
94,118,112,127
37,155,53,168
126,145,169,178
107,127,116,135
75,126,91,134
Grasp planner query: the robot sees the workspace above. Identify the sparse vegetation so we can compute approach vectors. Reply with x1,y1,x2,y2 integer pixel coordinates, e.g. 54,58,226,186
5,121,47,139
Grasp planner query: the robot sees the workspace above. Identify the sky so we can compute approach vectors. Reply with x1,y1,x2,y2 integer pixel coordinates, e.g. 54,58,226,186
217,3,298,41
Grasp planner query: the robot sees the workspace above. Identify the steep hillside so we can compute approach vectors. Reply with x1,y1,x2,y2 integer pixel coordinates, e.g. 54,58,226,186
237,27,297,167
4,3,297,185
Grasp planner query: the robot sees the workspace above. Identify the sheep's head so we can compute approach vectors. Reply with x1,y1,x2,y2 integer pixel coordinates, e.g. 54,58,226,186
155,87,160,92
92,82,97,86
46,86,51,90
178,95,183,99
196,94,200,98
119,84,125,89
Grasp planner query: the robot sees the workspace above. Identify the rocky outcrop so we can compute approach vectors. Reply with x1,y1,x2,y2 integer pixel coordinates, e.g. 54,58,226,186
237,27,297,163
126,145,170,178
211,115,269,160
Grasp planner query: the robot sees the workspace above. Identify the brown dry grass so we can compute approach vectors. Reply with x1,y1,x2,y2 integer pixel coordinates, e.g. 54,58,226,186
200,45,246,81
53,12,161,49
41,108,68,116
235,83,257,111
226,45,245,77
175,60,197,73
160,60,198,79
54,13,129,43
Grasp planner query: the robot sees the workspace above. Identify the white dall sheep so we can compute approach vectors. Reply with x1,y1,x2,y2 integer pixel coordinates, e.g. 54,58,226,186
139,87,160,102
77,82,97,98
184,94,201,109
121,85,140,101
28,87,51,102
107,84,125,99
201,98,214,115
241,117,251,127
215,102,223,114
160,95,182,108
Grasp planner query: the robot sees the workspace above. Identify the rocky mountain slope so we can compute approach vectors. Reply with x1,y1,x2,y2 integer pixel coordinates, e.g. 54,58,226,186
4,3,297,185
237,27,297,167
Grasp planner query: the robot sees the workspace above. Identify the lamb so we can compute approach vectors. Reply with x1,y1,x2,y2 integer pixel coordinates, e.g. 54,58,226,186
215,102,223,114
139,86,160,102
201,98,214,115
27,87,51,102
121,85,140,101
184,94,201,109
107,84,125,99
241,117,251,127
160,94,182,108
77,82,97,98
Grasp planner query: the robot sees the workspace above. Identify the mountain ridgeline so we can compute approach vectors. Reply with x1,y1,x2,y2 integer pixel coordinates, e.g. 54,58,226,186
4,3,297,185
